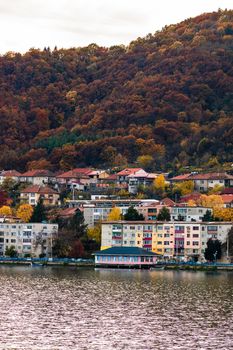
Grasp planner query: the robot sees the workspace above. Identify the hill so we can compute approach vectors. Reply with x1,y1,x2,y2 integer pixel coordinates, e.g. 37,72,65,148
0,9,233,172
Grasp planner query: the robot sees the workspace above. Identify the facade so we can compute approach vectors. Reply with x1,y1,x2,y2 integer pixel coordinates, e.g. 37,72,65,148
170,172,233,192
94,246,159,268
19,170,56,185
0,170,21,184
170,206,213,221
101,221,233,261
67,199,158,226
20,185,60,206
0,223,58,257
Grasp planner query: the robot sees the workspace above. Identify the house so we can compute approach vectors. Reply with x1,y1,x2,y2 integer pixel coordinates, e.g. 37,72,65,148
93,246,159,268
0,170,22,184
19,169,56,185
188,173,233,192
56,168,93,187
220,195,233,208
170,172,233,192
128,170,158,194
20,185,60,206
116,168,143,185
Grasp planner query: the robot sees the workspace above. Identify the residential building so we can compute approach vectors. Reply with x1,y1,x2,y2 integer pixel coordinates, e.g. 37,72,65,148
67,199,158,226
170,172,233,192
20,185,60,206
0,170,21,184
56,168,93,187
128,170,158,194
170,206,213,221
0,223,58,257
116,168,143,185
101,221,232,261
19,170,56,185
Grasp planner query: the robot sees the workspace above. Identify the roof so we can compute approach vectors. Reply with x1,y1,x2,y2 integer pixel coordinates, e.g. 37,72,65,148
179,192,201,203
94,246,160,256
220,195,233,204
117,168,143,176
21,185,59,195
21,169,54,177
106,174,118,181
58,207,79,218
57,168,92,179
221,188,233,195
189,172,233,181
170,174,191,181
160,198,176,206
1,170,22,177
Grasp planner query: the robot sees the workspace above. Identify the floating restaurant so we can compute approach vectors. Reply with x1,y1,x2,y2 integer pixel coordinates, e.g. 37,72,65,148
93,246,160,269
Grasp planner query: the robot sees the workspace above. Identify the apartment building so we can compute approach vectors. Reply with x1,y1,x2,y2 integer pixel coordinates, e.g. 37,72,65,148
170,206,213,221
0,223,58,257
101,221,232,261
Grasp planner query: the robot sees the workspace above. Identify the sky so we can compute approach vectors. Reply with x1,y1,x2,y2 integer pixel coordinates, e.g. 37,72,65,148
0,0,232,54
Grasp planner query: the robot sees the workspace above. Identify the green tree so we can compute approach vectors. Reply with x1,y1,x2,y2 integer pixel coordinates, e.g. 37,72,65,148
157,207,171,221
5,246,18,257
202,209,214,222
30,199,47,223
124,206,144,221
204,239,222,262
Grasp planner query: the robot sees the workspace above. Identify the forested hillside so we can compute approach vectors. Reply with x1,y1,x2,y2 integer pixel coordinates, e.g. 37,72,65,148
0,9,233,172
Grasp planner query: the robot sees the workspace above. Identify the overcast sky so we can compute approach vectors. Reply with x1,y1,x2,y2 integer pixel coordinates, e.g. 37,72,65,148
0,0,232,53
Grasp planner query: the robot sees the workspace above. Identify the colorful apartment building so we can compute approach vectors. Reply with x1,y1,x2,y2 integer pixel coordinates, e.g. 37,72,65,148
101,221,232,261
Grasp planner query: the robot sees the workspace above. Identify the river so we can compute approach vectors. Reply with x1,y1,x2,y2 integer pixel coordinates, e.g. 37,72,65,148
0,266,232,350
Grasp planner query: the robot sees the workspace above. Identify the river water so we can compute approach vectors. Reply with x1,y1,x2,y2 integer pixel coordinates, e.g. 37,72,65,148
0,266,232,350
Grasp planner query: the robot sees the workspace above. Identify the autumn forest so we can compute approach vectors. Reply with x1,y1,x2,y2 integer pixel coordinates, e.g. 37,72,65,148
0,9,233,172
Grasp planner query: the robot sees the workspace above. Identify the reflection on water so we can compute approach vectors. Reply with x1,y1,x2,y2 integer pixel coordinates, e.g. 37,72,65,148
0,266,232,349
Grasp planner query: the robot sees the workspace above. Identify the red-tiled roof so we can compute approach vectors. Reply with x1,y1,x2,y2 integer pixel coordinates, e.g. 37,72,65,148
117,168,142,176
58,207,79,218
220,195,233,204
1,170,22,177
21,169,54,177
179,192,201,203
57,168,92,179
189,173,233,180
221,188,233,195
170,174,191,181
160,198,176,206
106,174,118,181
21,185,59,195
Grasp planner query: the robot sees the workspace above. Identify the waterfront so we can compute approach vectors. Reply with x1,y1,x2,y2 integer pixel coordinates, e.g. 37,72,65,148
0,267,232,349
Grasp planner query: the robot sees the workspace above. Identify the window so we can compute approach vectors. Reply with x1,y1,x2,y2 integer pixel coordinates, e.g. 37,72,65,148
157,241,162,245
193,242,199,246
193,226,199,230
164,241,170,245
186,241,190,245
193,234,199,238
164,234,170,237
130,226,135,230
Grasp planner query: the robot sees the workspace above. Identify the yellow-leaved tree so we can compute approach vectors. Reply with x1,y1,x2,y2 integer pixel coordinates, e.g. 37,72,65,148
154,174,166,192
107,207,122,221
87,224,101,244
187,199,196,207
174,180,194,196
213,208,233,221
0,206,12,216
17,204,33,222
199,195,224,209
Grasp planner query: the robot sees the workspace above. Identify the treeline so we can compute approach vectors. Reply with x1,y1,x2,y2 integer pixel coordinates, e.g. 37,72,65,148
0,9,233,172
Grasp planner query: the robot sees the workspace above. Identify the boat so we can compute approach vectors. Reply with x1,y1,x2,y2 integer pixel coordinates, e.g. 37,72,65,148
150,265,165,270
30,262,47,267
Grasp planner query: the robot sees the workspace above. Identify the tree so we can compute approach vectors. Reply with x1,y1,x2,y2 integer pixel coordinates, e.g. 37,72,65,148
173,181,194,196
154,175,166,193
157,207,171,221
204,239,222,262
137,155,154,171
17,204,33,222
199,194,224,209
5,246,17,257
187,199,196,207
87,224,101,245
0,206,12,216
213,208,233,221
54,210,88,257
30,199,47,223
124,206,144,221
202,209,214,222
107,207,121,221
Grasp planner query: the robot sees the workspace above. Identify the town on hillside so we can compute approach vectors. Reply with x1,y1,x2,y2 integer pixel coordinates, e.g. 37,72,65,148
0,167,232,263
